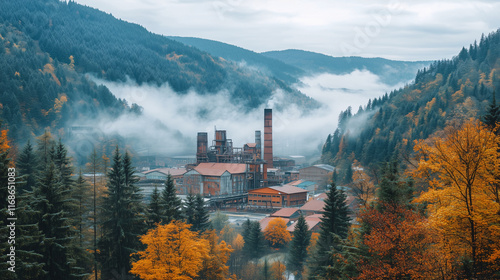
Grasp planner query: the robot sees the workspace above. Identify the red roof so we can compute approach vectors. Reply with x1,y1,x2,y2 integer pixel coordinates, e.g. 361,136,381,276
270,185,308,195
288,180,304,186
144,168,187,176
287,214,323,232
300,199,326,212
315,193,328,200
271,207,300,218
245,143,257,148
194,163,246,176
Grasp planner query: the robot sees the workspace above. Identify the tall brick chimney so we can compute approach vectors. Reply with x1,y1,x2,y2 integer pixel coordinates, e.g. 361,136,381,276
264,109,273,168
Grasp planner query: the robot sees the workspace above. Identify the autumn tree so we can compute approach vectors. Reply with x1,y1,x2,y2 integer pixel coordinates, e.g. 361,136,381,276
355,204,438,279
264,218,291,248
130,221,209,280
270,261,286,280
414,119,500,278
349,160,375,208
287,215,311,280
198,230,234,280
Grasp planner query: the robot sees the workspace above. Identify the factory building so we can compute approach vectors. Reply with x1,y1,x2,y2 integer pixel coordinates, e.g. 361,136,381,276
189,109,274,197
247,185,308,208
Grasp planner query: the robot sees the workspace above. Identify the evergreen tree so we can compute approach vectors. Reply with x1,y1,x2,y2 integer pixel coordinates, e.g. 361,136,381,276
147,186,162,226
29,162,87,279
53,138,74,189
243,221,265,260
193,194,210,232
86,148,102,280
161,173,182,223
16,140,38,193
184,192,197,226
482,91,500,132
99,147,145,279
74,171,90,248
308,179,351,278
288,215,311,280
35,131,56,166
376,159,414,210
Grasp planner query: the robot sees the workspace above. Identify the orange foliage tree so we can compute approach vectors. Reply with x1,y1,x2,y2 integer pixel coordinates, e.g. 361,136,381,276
355,204,438,279
264,218,291,248
413,119,500,278
130,221,209,280
198,230,234,280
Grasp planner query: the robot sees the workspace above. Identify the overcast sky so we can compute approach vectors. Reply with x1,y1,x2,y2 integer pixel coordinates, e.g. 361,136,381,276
73,0,500,61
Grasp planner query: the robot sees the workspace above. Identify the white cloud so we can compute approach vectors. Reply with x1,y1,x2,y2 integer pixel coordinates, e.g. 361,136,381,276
74,0,500,61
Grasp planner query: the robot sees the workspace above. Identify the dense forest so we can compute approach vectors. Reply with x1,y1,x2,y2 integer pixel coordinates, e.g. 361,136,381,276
0,0,317,144
321,28,500,177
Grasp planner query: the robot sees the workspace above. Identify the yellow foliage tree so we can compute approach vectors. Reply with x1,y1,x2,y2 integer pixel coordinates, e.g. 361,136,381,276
270,261,286,280
414,119,500,278
264,218,291,248
130,221,209,280
198,230,234,280
232,234,244,251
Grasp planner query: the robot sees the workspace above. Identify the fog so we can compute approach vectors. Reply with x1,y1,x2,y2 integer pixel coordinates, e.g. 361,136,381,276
88,70,405,159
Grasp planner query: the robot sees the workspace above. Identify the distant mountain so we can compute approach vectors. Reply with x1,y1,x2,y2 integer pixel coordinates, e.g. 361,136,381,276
321,29,500,169
0,0,317,142
262,49,431,86
168,36,305,84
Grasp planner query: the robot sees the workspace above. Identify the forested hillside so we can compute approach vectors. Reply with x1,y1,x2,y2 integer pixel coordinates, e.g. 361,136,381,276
321,29,500,172
0,23,129,141
0,0,317,143
262,49,430,86
168,36,305,84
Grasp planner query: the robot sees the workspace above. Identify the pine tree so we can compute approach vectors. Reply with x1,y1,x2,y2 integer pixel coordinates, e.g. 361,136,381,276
53,138,74,189
376,159,414,210
16,140,38,193
74,171,90,248
161,173,182,223
308,179,351,278
86,148,102,280
243,221,265,260
194,194,210,232
147,186,162,226
99,147,145,279
288,215,311,280
30,161,87,279
185,192,196,224
482,90,500,132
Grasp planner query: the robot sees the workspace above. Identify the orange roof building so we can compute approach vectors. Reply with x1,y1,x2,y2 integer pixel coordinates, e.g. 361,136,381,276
248,185,308,208
182,163,247,195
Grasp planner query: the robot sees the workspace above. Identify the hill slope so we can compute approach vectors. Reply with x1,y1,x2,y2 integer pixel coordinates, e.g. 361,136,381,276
321,29,500,169
262,49,431,86
168,36,305,84
0,0,317,142
0,0,316,107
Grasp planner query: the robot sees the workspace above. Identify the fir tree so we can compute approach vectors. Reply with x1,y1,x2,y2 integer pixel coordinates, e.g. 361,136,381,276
482,90,500,132
16,140,38,193
376,159,414,210
30,162,87,279
288,215,311,280
194,194,210,232
308,179,351,278
86,148,102,280
185,192,197,226
74,171,90,248
99,147,145,280
243,221,265,260
147,186,162,226
53,138,74,189
161,173,182,223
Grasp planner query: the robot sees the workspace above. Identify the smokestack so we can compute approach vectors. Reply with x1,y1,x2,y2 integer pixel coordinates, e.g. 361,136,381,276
196,132,208,163
264,109,273,168
255,130,261,159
